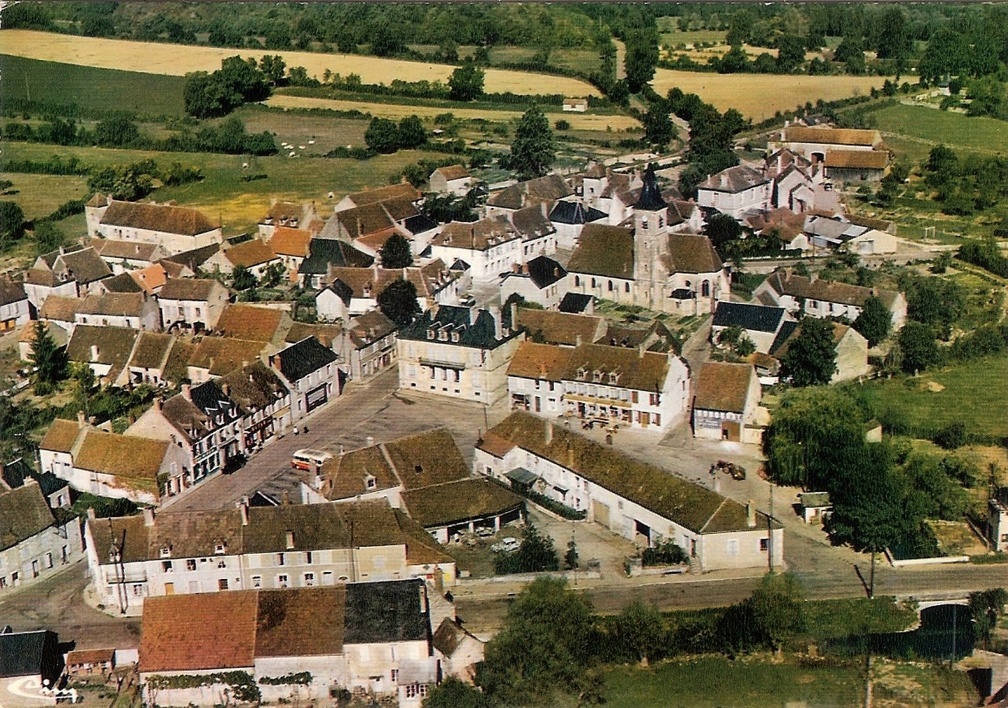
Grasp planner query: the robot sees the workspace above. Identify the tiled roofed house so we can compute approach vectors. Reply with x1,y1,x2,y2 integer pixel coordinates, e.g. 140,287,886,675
510,204,559,262
38,419,187,505
0,278,30,333
691,362,763,442
769,125,884,164
86,499,455,611
87,198,223,255
319,198,420,258
98,270,146,295
344,311,398,381
267,226,312,282
500,255,568,310
269,336,342,420
485,173,573,219
696,164,773,220
316,260,463,322
578,164,642,225
429,164,473,197
90,239,167,274
38,295,81,336
478,412,783,571
307,428,524,546
298,238,374,289
334,183,421,213
125,332,179,387
215,303,294,349
126,382,245,493
257,200,321,239
75,292,161,331
157,278,229,333
755,269,907,329
0,480,84,592
204,238,282,278
397,305,525,405
507,341,692,432
66,325,141,387
185,336,267,383
426,217,523,283
711,301,789,354
24,246,112,309
513,307,607,347
137,580,440,706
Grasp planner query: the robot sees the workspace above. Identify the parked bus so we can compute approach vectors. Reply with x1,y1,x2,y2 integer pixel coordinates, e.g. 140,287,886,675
291,449,332,471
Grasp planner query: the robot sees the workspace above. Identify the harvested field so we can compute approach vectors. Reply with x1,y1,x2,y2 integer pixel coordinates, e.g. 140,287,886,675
1,30,599,98
652,69,888,120
267,95,639,132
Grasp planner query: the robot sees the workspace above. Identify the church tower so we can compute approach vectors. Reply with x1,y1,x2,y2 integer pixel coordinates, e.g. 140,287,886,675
633,164,670,308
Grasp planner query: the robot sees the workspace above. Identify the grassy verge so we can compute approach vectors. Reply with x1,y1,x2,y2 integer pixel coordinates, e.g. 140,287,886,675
803,597,918,641
871,103,1008,155
0,53,185,117
0,172,90,220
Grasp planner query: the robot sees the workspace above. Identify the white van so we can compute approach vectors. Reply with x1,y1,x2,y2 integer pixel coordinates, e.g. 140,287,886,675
291,449,332,471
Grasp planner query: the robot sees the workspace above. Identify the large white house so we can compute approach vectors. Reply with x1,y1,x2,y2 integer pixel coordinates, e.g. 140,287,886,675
755,269,907,329
86,198,223,255
507,340,691,432
426,217,522,283
85,500,454,613
158,278,230,333
691,362,763,442
477,412,784,571
696,164,772,219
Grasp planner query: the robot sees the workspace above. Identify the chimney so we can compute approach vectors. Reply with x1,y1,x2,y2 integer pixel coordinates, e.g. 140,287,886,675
86,507,96,522
77,410,87,429
285,530,295,550
90,345,100,362
154,397,162,411
366,435,375,448
339,444,345,456
545,420,553,445
510,301,519,330
746,500,756,528
182,383,192,401
638,343,646,359
221,382,230,397
143,507,155,527
576,334,582,347
490,306,503,340
237,498,249,526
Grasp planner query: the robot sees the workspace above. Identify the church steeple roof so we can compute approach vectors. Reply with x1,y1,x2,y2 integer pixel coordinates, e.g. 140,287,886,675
635,164,667,212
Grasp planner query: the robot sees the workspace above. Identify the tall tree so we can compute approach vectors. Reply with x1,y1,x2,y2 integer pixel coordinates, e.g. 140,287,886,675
397,115,427,150
0,201,26,247
448,60,486,101
29,321,68,396
379,233,413,268
780,317,838,387
853,295,892,347
509,105,555,180
231,265,257,291
376,278,421,327
624,29,659,93
364,117,401,154
747,572,807,652
898,321,940,374
642,101,675,149
775,34,806,73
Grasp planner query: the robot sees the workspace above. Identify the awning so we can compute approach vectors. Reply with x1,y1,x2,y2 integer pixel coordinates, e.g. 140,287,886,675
505,467,539,486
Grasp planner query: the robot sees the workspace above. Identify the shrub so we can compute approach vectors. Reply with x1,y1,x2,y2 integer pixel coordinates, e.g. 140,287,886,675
933,421,969,450
641,539,689,567
493,524,559,575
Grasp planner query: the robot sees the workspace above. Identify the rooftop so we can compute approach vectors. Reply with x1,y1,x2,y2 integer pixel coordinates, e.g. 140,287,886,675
693,362,757,413
0,483,55,552
712,302,786,334
514,309,604,347
272,336,338,382
215,304,289,343
567,224,634,279
222,239,278,269
100,200,218,236
664,233,724,275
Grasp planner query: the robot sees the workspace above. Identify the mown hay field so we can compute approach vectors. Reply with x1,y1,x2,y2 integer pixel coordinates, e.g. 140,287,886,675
267,95,640,131
871,102,1008,155
1,30,600,98
652,69,888,120
0,173,90,220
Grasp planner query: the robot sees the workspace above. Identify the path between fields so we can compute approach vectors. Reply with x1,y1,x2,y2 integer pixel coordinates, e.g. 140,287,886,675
612,38,626,81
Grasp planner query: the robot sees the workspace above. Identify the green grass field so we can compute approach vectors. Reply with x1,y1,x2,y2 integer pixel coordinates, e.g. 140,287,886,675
0,54,185,117
1,141,445,234
849,355,1008,440
0,173,90,220
872,103,1008,155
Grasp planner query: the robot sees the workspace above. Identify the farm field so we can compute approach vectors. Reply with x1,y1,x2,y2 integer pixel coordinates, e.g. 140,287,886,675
228,107,370,156
848,355,1008,440
870,103,1008,155
266,95,641,132
651,69,888,120
0,54,185,116
1,141,445,234
1,29,600,98
0,173,90,220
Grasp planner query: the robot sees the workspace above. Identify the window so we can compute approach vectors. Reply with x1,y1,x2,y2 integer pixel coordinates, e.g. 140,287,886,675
390,669,399,683
132,583,143,597
159,546,171,559
177,306,184,316
31,560,39,578
195,307,201,317
186,559,197,571
404,685,428,700
162,560,173,572
650,393,659,406
624,282,630,293
591,278,596,288
607,280,613,292
574,275,580,287
0,577,5,588
760,538,769,552
215,542,226,554
304,573,315,586
631,391,639,404
306,551,313,564
365,475,377,490
218,578,229,590
702,280,710,298
727,539,739,556
45,553,53,569
277,574,289,588
277,553,285,566
252,575,262,588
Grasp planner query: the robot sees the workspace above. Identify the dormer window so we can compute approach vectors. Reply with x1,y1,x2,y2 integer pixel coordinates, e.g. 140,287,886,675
159,545,172,559
609,371,621,385
592,370,603,383
365,474,376,490
577,367,587,381
427,329,435,340
214,541,226,555
450,331,460,343
641,216,649,230
438,329,448,341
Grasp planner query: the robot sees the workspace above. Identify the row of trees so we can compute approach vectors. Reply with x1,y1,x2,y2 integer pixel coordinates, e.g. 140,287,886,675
923,145,1008,217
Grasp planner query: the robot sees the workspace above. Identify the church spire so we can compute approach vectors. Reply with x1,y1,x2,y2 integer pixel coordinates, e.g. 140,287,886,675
635,163,667,211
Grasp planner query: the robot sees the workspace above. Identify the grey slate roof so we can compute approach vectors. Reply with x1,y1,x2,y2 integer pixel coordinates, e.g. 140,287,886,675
559,292,593,313
273,337,338,382
300,239,374,276
162,242,221,271
769,320,801,356
549,200,607,226
398,306,514,349
712,302,786,333
525,256,567,289
635,164,667,211
404,213,438,236
1,458,68,499
0,630,60,681
343,579,429,644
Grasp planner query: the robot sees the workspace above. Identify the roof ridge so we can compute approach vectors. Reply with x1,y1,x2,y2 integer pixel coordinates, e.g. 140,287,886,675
699,498,730,533
378,443,402,487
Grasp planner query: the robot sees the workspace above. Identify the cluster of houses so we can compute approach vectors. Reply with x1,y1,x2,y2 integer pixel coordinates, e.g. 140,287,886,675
0,120,935,707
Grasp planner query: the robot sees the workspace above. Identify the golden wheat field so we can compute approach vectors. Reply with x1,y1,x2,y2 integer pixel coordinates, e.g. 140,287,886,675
652,69,890,121
1,30,599,98
267,95,640,131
